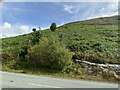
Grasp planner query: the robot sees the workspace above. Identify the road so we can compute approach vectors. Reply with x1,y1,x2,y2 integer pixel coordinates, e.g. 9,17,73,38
0,71,118,88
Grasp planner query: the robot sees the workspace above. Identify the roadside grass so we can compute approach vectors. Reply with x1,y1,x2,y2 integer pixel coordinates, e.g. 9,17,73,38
2,65,120,84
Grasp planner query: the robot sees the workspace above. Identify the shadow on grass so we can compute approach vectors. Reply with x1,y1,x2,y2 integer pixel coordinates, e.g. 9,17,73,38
9,61,63,76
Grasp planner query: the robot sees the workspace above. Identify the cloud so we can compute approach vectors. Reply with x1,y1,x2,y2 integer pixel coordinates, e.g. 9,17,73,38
1,21,49,38
62,2,118,21
3,22,11,30
64,5,74,13
19,25,30,32
86,2,118,19
2,22,34,38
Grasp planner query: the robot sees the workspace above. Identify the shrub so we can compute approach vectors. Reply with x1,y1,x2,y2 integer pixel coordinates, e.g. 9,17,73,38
19,46,29,61
62,63,83,75
27,36,73,70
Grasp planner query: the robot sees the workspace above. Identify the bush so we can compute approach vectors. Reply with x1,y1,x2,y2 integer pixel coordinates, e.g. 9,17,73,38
62,63,83,75
2,50,19,69
19,46,29,61
27,36,73,70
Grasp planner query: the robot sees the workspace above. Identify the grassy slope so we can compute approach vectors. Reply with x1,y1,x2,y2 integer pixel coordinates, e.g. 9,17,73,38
1,15,120,83
2,15,119,64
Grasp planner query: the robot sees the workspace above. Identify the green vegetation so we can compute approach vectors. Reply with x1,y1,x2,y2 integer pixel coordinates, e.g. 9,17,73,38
50,22,57,31
1,15,120,83
27,36,73,70
31,28,42,45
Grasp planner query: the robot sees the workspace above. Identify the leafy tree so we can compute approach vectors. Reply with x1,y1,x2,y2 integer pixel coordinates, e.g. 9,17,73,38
50,22,57,31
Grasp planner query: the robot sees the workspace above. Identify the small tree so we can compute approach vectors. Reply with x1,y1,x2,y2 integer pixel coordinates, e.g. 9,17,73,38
32,28,36,32
31,27,42,45
50,22,57,31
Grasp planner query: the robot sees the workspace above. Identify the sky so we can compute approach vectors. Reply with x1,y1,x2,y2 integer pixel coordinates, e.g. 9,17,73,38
0,1,119,38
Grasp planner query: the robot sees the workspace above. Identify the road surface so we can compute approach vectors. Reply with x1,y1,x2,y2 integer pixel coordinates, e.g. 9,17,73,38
0,71,118,88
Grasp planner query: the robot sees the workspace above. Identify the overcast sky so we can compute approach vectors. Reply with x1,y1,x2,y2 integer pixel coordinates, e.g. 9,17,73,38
0,1,119,38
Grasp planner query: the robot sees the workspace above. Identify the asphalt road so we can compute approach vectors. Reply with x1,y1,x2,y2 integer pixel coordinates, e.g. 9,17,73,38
0,71,118,88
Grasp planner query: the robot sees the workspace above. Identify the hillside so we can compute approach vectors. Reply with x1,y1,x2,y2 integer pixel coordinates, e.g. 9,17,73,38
2,15,119,64
1,15,120,83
